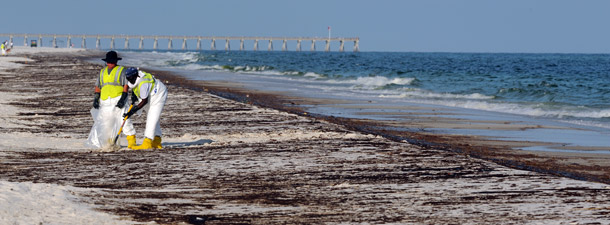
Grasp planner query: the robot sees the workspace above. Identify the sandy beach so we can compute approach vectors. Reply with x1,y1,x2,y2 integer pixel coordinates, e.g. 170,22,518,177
1,47,609,224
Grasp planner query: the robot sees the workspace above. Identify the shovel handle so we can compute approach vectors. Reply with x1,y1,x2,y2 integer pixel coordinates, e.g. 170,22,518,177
113,105,134,145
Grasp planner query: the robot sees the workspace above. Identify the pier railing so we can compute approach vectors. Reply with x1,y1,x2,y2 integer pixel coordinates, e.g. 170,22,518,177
0,33,360,52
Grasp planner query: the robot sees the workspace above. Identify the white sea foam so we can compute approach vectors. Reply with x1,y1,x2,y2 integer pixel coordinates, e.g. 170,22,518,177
560,119,610,129
121,51,198,68
303,72,325,78
176,64,218,71
379,89,494,100
397,97,610,122
351,76,414,87
326,76,415,88
238,69,284,76
196,65,314,77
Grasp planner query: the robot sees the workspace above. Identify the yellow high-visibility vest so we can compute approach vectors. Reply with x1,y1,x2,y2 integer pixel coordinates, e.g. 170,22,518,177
133,71,156,99
99,66,125,100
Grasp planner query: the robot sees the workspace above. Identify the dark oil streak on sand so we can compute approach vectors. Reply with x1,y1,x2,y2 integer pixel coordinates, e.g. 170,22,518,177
0,52,608,224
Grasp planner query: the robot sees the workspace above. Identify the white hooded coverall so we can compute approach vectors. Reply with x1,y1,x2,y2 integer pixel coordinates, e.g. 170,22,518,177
125,71,168,140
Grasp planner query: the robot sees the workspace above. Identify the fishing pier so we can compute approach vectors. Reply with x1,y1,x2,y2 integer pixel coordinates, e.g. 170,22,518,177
0,34,360,52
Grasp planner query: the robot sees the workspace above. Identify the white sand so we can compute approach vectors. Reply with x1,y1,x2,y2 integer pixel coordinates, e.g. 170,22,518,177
0,181,134,225
0,90,88,151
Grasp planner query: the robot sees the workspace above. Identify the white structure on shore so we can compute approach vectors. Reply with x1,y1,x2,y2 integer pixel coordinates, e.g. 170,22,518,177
0,33,360,52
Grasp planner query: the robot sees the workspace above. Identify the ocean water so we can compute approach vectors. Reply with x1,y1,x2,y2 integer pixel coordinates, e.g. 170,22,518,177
118,50,610,151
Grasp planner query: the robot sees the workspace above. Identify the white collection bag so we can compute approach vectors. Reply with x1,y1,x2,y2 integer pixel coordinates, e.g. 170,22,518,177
86,98,127,148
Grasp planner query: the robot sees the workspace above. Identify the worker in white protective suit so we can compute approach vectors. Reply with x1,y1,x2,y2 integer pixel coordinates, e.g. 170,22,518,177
87,51,136,148
122,67,168,150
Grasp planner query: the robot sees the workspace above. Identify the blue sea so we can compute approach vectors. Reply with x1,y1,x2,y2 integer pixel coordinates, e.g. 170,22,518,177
118,50,610,152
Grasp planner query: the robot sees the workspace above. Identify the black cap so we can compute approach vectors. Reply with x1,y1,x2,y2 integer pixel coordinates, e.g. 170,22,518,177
102,51,122,64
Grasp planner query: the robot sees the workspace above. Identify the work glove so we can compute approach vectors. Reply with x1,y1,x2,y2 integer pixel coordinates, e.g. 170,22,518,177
93,93,100,109
116,92,128,108
123,106,139,118
130,91,139,105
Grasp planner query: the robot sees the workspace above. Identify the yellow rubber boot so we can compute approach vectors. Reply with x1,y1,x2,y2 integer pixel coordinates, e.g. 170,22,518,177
131,138,153,150
126,135,137,148
152,136,163,149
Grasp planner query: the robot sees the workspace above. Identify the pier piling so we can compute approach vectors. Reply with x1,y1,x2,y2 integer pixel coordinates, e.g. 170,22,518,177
282,39,287,51
268,40,273,51
311,40,315,52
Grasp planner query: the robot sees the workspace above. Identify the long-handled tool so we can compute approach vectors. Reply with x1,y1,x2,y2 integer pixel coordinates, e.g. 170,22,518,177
113,105,133,146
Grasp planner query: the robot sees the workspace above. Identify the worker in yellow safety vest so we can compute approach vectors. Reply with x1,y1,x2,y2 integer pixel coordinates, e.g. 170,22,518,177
91,51,137,148
122,67,168,150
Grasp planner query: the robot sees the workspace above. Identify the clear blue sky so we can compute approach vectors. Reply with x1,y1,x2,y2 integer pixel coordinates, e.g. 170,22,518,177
4,0,610,53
